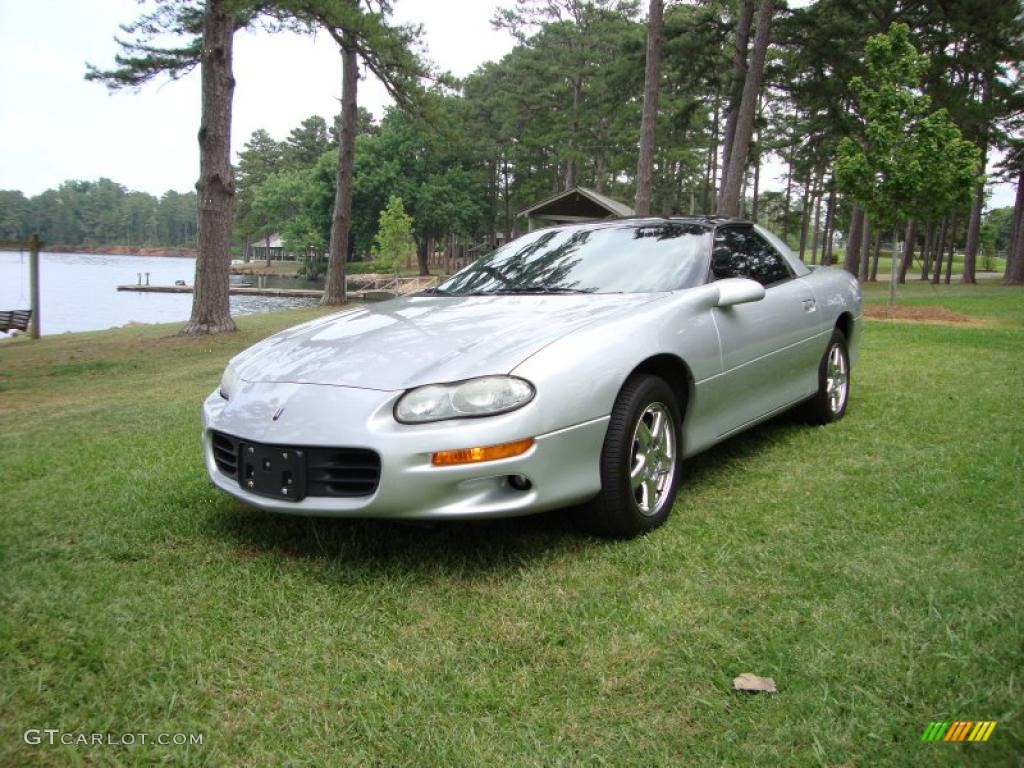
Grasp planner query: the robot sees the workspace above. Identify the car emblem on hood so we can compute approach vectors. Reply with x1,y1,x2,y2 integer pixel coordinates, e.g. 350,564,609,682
272,406,285,421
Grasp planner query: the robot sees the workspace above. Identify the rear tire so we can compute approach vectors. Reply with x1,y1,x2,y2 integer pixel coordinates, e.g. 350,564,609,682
573,374,682,539
801,328,850,425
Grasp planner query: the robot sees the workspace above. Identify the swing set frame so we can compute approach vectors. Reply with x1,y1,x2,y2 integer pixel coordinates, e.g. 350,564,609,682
1,233,41,339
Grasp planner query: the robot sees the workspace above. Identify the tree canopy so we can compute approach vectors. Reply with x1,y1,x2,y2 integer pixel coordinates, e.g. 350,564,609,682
371,195,416,274
836,24,980,232
0,180,197,248
77,0,1024,292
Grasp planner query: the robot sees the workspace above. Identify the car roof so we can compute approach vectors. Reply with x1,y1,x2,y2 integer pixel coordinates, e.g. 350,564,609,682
535,216,753,234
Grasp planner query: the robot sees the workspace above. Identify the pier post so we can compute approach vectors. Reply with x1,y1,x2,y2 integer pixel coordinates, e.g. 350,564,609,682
28,233,41,339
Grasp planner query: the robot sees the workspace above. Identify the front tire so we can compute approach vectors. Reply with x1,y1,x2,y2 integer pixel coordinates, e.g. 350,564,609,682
801,328,850,425
574,374,682,539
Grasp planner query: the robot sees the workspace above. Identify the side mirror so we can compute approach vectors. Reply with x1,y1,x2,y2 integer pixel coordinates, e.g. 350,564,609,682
715,277,765,308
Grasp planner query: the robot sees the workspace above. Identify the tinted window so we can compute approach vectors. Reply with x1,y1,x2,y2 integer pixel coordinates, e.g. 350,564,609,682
711,227,792,287
437,223,712,295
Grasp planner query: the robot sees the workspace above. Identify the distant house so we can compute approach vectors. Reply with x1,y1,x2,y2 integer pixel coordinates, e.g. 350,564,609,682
249,233,289,261
518,186,634,232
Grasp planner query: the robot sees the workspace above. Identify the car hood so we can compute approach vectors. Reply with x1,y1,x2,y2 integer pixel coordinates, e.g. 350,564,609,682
233,292,666,390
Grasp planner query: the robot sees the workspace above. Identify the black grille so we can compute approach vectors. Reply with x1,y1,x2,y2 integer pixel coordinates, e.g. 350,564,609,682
212,432,239,477
210,432,380,498
307,447,382,497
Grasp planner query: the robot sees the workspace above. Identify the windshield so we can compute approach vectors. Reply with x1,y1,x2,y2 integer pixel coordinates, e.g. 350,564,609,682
435,222,711,295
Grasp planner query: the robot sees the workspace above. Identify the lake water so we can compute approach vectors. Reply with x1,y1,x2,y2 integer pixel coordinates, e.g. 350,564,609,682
0,251,318,335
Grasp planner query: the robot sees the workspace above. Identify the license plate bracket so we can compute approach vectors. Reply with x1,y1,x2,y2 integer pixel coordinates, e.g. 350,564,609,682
239,442,307,502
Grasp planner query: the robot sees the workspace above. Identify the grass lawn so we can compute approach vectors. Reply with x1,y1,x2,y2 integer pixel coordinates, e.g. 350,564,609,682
1,283,1021,766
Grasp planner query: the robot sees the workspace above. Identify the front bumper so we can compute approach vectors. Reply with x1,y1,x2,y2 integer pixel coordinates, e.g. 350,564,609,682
202,381,608,519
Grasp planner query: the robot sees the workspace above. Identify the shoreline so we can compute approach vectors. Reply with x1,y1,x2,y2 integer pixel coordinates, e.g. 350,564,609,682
0,244,197,258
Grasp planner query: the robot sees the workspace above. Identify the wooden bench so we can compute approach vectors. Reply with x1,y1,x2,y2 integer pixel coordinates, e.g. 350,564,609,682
0,309,32,333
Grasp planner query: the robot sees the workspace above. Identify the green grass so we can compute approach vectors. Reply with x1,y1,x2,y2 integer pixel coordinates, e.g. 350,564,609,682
1,285,1022,766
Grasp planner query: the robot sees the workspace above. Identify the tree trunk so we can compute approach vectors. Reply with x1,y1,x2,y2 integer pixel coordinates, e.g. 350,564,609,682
920,220,934,280
810,190,821,265
703,146,712,213
751,151,761,223
843,203,863,276
932,216,948,284
821,183,835,266
897,219,916,283
1007,182,1024,282
944,218,959,284
322,36,358,306
869,234,881,282
565,79,581,190
740,167,748,218
180,0,236,336
962,69,992,284
1008,170,1023,262
708,98,720,210
962,178,984,283
488,159,498,249
594,154,607,193
782,158,793,241
1005,170,1024,284
416,237,430,276
719,0,755,198
634,0,664,217
798,181,810,262
503,156,511,242
717,0,775,217
888,227,898,309
858,212,871,282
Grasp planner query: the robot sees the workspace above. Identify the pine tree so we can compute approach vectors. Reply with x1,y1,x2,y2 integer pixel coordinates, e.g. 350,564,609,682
717,0,775,217
634,0,664,216
86,0,277,335
372,195,415,276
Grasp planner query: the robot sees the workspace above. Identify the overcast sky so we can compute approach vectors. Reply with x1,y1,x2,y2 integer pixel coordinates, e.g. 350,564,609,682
0,0,1014,209
0,0,514,198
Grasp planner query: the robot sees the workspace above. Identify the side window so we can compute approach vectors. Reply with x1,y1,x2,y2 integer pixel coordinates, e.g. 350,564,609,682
746,232,792,286
711,227,792,287
711,228,750,280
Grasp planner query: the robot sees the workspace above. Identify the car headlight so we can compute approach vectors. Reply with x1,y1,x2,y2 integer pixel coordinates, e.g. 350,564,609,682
394,376,535,424
220,363,240,400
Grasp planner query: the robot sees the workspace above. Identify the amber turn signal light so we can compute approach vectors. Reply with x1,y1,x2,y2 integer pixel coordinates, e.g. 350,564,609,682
431,438,535,466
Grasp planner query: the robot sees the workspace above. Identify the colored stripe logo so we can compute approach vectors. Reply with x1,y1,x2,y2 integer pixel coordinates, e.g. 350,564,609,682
921,721,997,742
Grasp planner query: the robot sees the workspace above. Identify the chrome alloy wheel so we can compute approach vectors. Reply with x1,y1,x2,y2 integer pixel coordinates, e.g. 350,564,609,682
826,344,849,414
630,402,676,516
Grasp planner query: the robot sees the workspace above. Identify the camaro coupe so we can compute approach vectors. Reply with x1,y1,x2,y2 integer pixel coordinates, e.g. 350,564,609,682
203,217,862,538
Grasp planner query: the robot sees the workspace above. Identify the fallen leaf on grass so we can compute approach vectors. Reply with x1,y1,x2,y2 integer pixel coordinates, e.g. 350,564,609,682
733,672,777,693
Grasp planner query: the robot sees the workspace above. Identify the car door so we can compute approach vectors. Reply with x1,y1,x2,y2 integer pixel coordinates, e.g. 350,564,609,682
705,225,822,436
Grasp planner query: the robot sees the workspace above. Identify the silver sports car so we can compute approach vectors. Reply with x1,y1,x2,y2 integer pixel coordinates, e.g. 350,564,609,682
203,217,862,538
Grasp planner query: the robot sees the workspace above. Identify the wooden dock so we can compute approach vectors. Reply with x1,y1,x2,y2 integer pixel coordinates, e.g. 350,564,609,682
117,275,437,301
117,284,324,298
